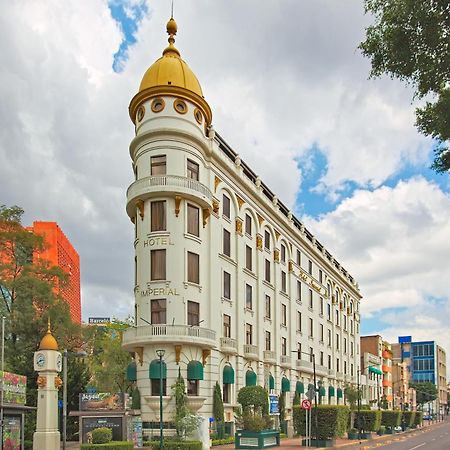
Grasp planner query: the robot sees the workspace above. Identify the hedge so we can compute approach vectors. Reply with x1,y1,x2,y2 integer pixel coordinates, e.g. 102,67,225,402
92,428,113,444
80,442,133,450
414,411,423,427
402,411,416,428
381,410,402,428
355,410,381,432
293,405,350,440
211,437,235,446
144,440,202,450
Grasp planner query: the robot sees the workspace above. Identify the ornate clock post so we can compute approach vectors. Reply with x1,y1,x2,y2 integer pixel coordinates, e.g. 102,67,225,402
33,322,63,450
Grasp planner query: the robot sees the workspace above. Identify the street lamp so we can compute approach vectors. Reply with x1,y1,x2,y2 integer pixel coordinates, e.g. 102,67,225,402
156,349,165,450
62,349,87,450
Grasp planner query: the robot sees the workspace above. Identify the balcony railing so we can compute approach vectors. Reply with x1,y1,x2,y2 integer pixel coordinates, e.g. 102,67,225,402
243,344,258,360
220,337,238,354
296,359,313,371
316,364,328,376
122,324,216,350
280,356,291,367
263,350,276,363
328,369,336,378
336,372,344,380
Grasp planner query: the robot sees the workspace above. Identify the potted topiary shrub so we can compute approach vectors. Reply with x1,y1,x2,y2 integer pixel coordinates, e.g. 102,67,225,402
235,386,278,449
347,428,358,440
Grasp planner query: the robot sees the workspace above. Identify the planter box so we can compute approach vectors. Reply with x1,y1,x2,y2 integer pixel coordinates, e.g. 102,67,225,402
301,438,336,448
348,432,372,440
235,430,280,449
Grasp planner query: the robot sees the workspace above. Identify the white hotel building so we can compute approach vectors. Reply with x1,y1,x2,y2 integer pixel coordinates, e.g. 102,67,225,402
122,18,362,432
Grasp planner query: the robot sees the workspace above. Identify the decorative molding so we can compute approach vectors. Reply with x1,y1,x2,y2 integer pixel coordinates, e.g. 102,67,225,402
275,230,281,241
310,281,322,293
175,345,182,364
288,261,294,272
136,199,144,220
54,376,63,389
257,214,264,226
135,347,144,366
202,208,210,227
256,234,263,251
236,195,245,209
235,217,243,235
202,348,211,366
37,376,46,388
175,196,182,217
214,176,221,193
212,199,220,214
273,249,280,263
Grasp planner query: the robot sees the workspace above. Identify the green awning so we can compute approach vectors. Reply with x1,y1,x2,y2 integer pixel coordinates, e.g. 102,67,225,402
296,381,304,394
369,366,383,376
149,359,167,380
319,387,326,397
328,386,335,397
337,388,343,399
269,374,275,390
126,361,137,382
187,360,203,380
223,365,235,384
246,370,257,386
281,377,290,393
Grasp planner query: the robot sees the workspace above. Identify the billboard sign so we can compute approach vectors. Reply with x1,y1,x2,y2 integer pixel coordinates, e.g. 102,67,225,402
79,393,126,411
269,394,279,415
88,317,110,325
0,371,27,405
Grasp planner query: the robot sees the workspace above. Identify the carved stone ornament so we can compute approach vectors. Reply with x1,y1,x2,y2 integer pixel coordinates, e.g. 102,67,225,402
212,199,220,214
135,347,144,366
288,261,293,272
37,375,47,388
175,196,182,217
136,199,144,220
54,376,63,389
275,230,281,241
236,195,245,209
202,349,211,366
214,176,221,193
202,208,210,227
273,249,280,263
175,345,182,364
257,214,264,226
256,234,263,251
235,218,243,235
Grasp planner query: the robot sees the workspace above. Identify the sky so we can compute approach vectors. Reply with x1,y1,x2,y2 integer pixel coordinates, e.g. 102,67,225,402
1,0,449,374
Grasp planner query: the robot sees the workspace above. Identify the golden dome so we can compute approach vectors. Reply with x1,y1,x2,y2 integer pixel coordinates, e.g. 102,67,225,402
39,320,59,351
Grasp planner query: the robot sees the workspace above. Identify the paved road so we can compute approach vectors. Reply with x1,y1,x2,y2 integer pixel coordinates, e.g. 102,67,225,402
343,421,450,450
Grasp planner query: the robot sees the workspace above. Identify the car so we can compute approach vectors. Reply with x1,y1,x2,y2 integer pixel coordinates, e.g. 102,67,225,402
393,426,402,432
423,414,432,420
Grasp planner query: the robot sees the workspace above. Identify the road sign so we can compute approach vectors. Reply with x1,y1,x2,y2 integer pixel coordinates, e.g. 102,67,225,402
302,399,312,410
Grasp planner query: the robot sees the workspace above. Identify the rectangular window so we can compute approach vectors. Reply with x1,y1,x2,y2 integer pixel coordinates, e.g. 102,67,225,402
320,297,324,315
308,259,313,275
344,361,347,374
309,289,313,309
264,230,270,250
187,159,199,180
187,301,199,326
281,244,286,263
265,259,271,283
320,324,324,342
327,303,331,321
319,269,323,283
335,310,339,326
223,271,231,299
265,331,271,351
246,284,252,310
320,351,324,366
336,333,340,350
328,329,332,346
328,355,332,369
297,280,302,302
151,299,166,324
223,314,231,338
245,214,252,235
187,251,199,284
351,341,354,356
296,250,301,266
223,229,231,256
246,245,252,271
336,358,340,372
309,318,313,338
297,342,302,360
151,155,166,175
344,338,347,354
343,315,347,331
187,379,198,396
246,323,252,345
265,295,271,318
223,194,231,219
281,304,287,326
187,204,199,236
309,347,314,363
281,271,287,292
350,320,354,334
281,337,287,356
151,378,167,396
223,383,230,403
351,363,354,376
297,311,302,332
151,201,166,232
151,249,166,280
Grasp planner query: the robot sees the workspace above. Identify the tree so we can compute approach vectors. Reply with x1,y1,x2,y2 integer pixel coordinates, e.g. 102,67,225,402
410,381,438,407
359,0,450,172
344,384,360,429
213,382,224,437
278,393,286,433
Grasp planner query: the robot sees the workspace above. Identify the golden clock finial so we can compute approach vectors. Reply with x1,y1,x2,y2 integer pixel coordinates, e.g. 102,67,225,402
39,318,59,351
163,10,180,57
47,317,51,333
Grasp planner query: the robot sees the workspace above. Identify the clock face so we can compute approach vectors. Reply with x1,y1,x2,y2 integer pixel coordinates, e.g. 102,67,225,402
36,353,46,368
56,354,62,372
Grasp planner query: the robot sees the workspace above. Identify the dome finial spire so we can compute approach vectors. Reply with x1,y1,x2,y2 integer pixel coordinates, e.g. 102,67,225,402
163,11,180,57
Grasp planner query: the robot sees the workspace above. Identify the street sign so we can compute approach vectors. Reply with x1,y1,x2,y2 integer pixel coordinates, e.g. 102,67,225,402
306,386,316,400
302,399,312,410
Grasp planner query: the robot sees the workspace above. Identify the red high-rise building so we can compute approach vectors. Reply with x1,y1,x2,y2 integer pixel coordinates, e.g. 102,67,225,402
28,222,81,323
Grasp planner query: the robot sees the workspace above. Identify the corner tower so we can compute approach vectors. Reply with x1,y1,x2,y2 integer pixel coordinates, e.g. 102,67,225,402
123,17,216,424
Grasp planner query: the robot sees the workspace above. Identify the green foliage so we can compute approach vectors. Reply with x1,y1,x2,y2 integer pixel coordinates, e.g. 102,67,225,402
92,427,113,444
402,411,416,428
80,443,133,449
414,411,423,426
213,382,224,422
359,0,450,172
143,440,202,450
293,405,350,439
211,437,235,446
344,385,360,411
381,410,402,428
131,386,141,409
355,410,381,432
278,393,285,423
171,372,201,438
237,386,272,431
293,391,300,406
410,382,438,405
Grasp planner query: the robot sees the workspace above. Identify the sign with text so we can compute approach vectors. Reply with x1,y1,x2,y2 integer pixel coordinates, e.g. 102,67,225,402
88,317,110,325
79,393,125,411
269,394,279,415
82,416,123,443
0,371,27,405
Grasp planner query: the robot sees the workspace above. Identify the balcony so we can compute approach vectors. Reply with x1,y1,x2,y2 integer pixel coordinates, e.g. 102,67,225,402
327,369,336,378
382,379,392,388
382,364,391,373
122,324,216,350
243,344,259,360
336,372,344,381
316,365,328,377
220,337,238,355
263,350,276,364
126,175,213,218
382,350,392,359
296,359,313,373
280,356,291,368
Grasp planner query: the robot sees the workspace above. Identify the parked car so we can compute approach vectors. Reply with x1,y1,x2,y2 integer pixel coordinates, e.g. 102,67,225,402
423,414,432,420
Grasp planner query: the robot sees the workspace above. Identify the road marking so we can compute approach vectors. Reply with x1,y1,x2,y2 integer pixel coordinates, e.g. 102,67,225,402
408,444,426,450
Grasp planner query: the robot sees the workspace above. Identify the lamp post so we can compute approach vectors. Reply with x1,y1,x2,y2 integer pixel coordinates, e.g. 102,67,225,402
156,349,165,450
62,349,87,450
